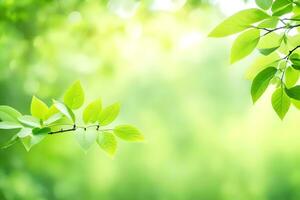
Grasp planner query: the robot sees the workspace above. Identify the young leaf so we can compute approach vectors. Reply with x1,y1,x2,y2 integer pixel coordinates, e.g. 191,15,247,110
63,80,85,110
17,128,32,138
251,67,277,103
0,121,22,130
32,127,51,135
208,8,269,37
257,33,282,56
0,106,22,122
231,29,260,63
18,115,41,128
114,125,144,142
44,105,59,120
74,129,97,151
285,67,300,88
272,87,291,119
31,96,49,120
285,86,300,100
53,100,75,123
271,0,293,16
98,103,120,126
83,99,102,124
290,53,300,67
257,17,279,29
21,134,46,151
256,0,273,10
44,113,63,125
97,132,117,157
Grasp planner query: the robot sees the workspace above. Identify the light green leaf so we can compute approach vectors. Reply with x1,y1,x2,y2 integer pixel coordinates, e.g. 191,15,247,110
44,105,59,120
17,128,32,138
208,8,269,37
63,80,85,110
231,29,260,63
18,115,41,128
31,96,49,120
98,103,120,126
83,99,102,124
74,129,97,151
44,113,63,126
0,106,22,122
290,53,300,67
21,134,46,151
32,127,51,135
272,0,293,16
53,100,75,123
257,17,279,28
272,87,291,119
97,132,117,157
291,99,300,109
251,67,278,103
114,125,144,142
246,52,280,80
285,85,300,100
257,32,282,56
256,0,273,10
285,67,300,88
0,121,22,130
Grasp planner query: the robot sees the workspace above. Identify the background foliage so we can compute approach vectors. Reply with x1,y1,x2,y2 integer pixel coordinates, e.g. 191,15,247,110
1,0,300,200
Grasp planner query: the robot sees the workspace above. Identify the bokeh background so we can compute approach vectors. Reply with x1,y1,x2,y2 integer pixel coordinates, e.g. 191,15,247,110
1,0,300,199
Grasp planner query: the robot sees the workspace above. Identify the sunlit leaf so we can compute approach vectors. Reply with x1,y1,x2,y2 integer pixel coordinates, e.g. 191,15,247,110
255,0,273,10
271,0,293,16
83,99,102,124
17,128,32,138
64,80,85,110
285,67,299,88
251,67,277,103
97,132,117,156
53,100,75,123
44,113,63,126
98,103,120,126
114,125,144,142
208,8,269,37
231,29,260,63
0,121,22,130
21,134,46,151
18,115,41,128
74,129,97,151
31,96,49,120
257,17,279,28
272,87,291,119
0,106,22,122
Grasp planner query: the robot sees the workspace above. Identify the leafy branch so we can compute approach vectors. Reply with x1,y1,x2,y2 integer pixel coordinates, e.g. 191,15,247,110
0,81,144,156
209,0,300,120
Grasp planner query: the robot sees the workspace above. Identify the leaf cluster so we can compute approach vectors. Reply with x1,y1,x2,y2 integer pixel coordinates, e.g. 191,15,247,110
209,0,300,119
0,81,143,156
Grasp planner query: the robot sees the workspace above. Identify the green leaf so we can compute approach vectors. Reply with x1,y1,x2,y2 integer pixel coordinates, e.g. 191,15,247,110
0,121,22,130
208,8,269,37
257,17,279,29
231,29,260,63
83,99,102,124
32,127,51,135
272,0,293,16
44,105,59,120
285,67,300,88
53,100,75,123
63,80,85,110
246,52,280,80
0,135,18,149
44,113,63,125
31,96,49,120
285,85,300,100
114,125,144,142
97,132,117,157
258,33,283,56
74,129,97,151
17,128,32,138
272,87,291,119
18,115,41,128
0,106,22,122
251,67,277,103
21,134,46,151
290,53,300,67
291,99,300,109
98,103,120,126
256,0,273,10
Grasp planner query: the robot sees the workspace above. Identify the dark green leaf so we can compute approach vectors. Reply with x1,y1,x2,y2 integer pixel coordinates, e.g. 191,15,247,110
285,85,300,100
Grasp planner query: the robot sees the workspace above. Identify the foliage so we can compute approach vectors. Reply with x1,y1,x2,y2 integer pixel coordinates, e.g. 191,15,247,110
0,81,143,156
209,0,300,119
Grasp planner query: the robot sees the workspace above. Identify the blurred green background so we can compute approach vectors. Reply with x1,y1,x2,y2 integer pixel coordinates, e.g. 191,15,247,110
1,0,300,199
